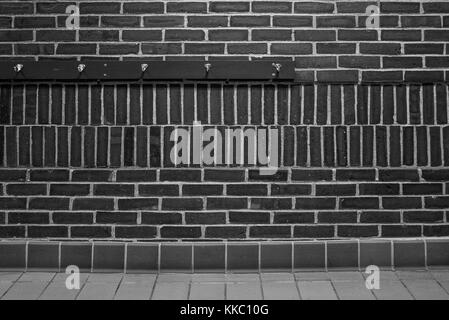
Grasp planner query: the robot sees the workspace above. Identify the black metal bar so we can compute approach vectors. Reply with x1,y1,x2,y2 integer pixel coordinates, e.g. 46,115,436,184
0,61,295,81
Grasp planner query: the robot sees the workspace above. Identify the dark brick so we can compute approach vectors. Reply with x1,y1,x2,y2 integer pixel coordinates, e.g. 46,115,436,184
383,197,423,209
96,212,137,225
336,169,375,181
295,2,334,13
340,197,379,209
382,225,422,237
28,226,67,238
205,226,246,239
360,183,399,195
318,211,357,223
31,169,69,181
160,169,201,182
360,211,401,223
296,197,336,210
73,198,114,211
50,184,90,196
94,184,134,197
229,211,270,224
338,225,379,237
141,212,182,225
185,212,226,225
72,170,112,182
118,198,158,211
294,225,334,238
162,198,203,211
161,226,201,238
29,198,70,210
71,226,112,238
6,184,47,196
379,169,419,181
250,226,291,238
9,212,49,224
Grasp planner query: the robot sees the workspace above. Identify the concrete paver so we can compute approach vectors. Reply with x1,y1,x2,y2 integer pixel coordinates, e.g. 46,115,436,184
226,282,263,300
298,281,338,300
152,282,190,300
332,281,376,300
39,273,89,300
77,273,123,300
402,279,449,300
114,275,156,300
262,281,300,300
372,281,414,300
190,283,225,300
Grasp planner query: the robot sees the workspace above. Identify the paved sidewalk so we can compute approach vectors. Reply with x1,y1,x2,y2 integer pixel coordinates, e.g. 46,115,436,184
0,270,448,300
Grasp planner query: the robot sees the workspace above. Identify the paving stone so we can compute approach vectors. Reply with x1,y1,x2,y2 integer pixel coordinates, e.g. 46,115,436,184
2,281,51,300
114,275,156,300
371,281,414,300
262,281,300,300
298,280,338,300
39,276,88,300
77,273,122,300
295,272,330,281
226,273,260,283
152,282,190,300
189,283,225,300
0,281,14,298
158,273,192,283
86,273,123,283
0,272,23,282
332,281,376,300
226,282,263,300
402,279,449,300
328,271,364,282
191,274,226,283
438,281,449,294
431,270,449,281
261,273,294,282
19,272,55,282
396,270,433,280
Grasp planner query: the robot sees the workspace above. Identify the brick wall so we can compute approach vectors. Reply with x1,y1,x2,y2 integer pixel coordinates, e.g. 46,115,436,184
0,0,449,241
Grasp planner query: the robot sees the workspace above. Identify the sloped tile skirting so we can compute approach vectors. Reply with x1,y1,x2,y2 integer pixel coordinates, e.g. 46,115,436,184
0,239,448,273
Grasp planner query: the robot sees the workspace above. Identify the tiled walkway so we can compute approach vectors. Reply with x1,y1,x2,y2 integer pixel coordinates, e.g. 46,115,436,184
0,270,448,300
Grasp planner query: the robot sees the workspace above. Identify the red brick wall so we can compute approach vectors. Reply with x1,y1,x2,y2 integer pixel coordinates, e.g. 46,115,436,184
0,1,449,241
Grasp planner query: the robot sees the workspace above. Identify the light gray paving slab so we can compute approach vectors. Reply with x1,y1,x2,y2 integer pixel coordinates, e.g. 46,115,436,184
261,273,294,282
114,275,155,300
2,281,51,300
438,281,449,294
152,282,190,300
189,283,225,300
295,272,330,281
39,277,88,300
0,272,23,282
332,281,376,300
328,271,364,282
371,281,414,300
402,279,449,300
0,281,14,298
262,281,300,300
19,272,55,282
76,273,123,300
77,281,121,300
297,281,338,300
226,282,263,300
226,274,260,283
431,271,449,281
396,270,433,280
191,274,226,283
86,273,123,283
158,274,192,283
